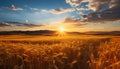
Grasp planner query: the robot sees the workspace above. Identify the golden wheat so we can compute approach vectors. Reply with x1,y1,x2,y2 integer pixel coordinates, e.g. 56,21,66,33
0,35,119,69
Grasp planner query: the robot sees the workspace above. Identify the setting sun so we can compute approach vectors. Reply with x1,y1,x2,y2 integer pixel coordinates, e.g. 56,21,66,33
59,27,65,32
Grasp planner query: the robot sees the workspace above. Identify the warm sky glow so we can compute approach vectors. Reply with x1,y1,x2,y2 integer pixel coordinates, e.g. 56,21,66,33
0,0,120,32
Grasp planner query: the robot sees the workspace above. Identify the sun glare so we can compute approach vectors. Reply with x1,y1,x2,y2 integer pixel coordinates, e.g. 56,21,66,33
59,27,65,32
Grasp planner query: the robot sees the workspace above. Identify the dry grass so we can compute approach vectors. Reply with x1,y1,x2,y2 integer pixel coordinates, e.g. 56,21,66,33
0,35,120,69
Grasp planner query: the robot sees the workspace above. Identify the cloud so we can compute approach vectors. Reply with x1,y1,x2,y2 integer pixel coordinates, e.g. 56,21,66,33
83,6,120,22
66,0,120,11
0,8,2,11
0,21,43,28
87,0,109,11
66,0,84,7
41,9,48,13
65,0,120,22
30,8,39,10
41,8,74,14
76,7,89,11
109,0,120,8
24,20,29,24
50,8,74,14
8,5,23,11
77,11,84,14
0,22,12,27
63,18,87,26
64,18,80,23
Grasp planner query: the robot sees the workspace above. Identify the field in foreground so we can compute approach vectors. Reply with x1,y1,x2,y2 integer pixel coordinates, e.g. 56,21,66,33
0,35,120,69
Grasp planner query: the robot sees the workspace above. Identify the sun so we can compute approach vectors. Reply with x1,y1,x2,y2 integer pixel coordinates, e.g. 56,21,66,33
59,27,65,32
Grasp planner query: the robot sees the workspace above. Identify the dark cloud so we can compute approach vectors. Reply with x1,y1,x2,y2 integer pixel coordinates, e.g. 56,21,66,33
23,24,43,27
8,5,23,11
0,21,44,31
0,21,43,27
0,22,12,27
66,0,120,22
83,5,120,22
66,0,115,11
109,0,120,8
87,0,110,11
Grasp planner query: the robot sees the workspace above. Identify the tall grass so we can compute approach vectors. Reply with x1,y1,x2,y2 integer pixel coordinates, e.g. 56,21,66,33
0,36,119,69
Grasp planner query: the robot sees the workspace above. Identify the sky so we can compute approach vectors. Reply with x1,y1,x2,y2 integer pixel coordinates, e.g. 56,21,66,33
0,0,120,32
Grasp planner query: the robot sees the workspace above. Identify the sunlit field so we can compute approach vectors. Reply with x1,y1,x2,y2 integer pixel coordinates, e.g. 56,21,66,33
0,35,120,69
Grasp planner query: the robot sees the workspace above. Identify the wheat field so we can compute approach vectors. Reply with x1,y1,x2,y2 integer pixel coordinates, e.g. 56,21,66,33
0,35,120,69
